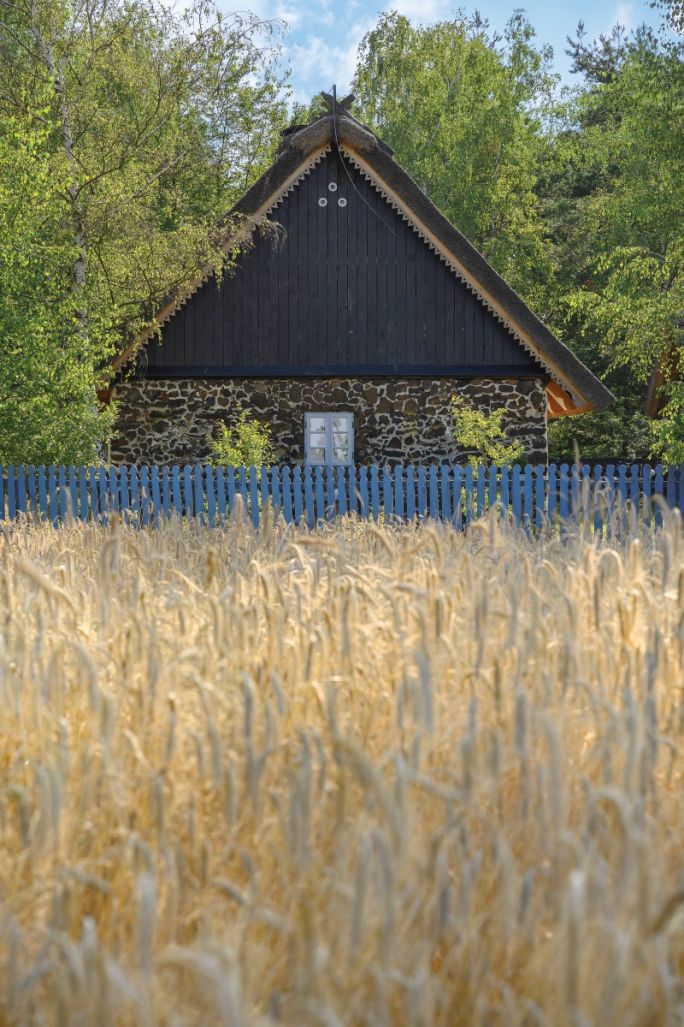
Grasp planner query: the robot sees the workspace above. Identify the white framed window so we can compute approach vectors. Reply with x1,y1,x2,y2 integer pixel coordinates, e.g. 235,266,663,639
305,412,354,466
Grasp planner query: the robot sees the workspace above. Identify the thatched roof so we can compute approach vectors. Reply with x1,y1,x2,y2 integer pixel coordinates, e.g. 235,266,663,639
115,98,614,414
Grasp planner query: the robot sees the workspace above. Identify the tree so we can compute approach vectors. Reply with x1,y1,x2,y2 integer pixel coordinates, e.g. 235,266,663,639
451,397,524,466
544,27,684,459
209,411,274,467
352,12,557,308
0,90,114,464
0,0,287,463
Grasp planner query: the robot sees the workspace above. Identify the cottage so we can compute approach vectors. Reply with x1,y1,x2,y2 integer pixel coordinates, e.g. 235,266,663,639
111,91,613,466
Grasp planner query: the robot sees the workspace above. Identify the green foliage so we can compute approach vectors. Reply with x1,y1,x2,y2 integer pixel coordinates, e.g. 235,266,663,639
537,25,684,458
0,92,114,464
651,379,684,464
209,411,274,467
548,404,655,462
0,0,287,463
352,12,557,308
451,397,525,467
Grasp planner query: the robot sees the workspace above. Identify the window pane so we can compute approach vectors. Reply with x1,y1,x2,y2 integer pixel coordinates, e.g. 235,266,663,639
332,416,349,432
308,416,326,433
332,432,348,446
333,445,349,462
309,446,326,462
308,431,326,448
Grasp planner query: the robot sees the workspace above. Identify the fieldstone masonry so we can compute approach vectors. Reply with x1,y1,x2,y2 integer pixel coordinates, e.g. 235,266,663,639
110,376,548,465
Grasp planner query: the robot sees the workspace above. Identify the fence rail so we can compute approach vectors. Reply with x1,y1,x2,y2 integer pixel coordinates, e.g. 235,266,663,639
0,463,682,533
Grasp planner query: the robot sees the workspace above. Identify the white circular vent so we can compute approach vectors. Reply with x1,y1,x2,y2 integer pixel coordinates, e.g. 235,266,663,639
338,197,347,207
328,182,338,192
318,197,327,207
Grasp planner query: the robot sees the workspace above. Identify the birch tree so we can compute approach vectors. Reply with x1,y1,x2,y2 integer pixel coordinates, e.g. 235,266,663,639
0,0,287,462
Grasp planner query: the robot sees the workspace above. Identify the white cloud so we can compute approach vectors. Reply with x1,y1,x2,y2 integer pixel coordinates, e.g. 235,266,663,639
286,14,376,102
385,0,450,20
275,1,304,29
610,1,635,28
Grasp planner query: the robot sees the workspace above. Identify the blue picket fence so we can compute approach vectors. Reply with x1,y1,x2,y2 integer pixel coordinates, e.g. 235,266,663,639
0,463,682,533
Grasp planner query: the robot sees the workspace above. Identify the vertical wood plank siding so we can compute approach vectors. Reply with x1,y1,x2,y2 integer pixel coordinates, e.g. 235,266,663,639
144,151,539,375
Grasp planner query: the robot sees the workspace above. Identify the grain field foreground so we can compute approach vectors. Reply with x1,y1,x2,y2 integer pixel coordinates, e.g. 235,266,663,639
1,515,683,1027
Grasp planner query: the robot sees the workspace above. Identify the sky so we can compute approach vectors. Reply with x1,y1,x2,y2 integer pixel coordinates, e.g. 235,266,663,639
215,0,666,103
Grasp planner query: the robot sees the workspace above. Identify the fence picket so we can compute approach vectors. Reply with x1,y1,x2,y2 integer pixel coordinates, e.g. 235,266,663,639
47,466,58,527
171,467,181,520
249,466,259,527
604,465,615,538
382,466,392,521
88,466,100,523
394,465,404,520
523,465,533,529
282,466,292,523
314,466,325,523
205,465,215,528
358,466,369,518
0,466,4,520
513,464,523,526
292,467,302,526
238,467,248,519
348,465,359,516
370,466,380,522
666,465,676,510
129,466,140,524
440,465,451,521
109,466,119,517
96,466,107,523
406,465,416,521
616,464,627,535
452,465,462,528
337,466,348,517
161,467,171,520
642,463,652,529
7,466,16,519
270,466,281,519
464,465,474,526
533,465,544,530
325,466,335,520
429,466,439,520
304,466,314,527
500,464,510,524
654,464,664,529
476,464,486,520
624,466,636,529
25,466,36,519
417,466,427,518
182,465,193,519
216,467,226,521
193,465,204,525
488,464,497,516
37,466,48,522
547,464,556,527
119,467,129,524
261,466,270,519
139,467,150,527
226,466,236,516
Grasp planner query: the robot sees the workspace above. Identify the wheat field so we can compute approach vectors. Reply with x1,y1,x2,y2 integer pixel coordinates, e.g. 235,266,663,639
0,511,683,1026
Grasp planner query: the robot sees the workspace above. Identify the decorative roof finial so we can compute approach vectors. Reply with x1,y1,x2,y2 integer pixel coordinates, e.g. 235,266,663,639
320,87,355,114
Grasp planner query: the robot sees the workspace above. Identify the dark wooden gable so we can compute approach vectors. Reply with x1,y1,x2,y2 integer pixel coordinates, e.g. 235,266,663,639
144,149,541,377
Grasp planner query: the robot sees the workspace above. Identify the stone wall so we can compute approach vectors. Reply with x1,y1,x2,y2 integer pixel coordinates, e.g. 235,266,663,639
110,376,548,465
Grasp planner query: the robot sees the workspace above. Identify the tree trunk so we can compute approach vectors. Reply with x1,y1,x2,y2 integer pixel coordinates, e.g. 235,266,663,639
30,1,88,341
